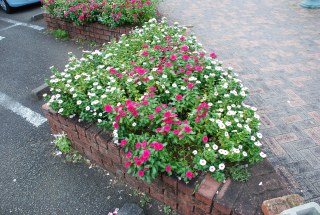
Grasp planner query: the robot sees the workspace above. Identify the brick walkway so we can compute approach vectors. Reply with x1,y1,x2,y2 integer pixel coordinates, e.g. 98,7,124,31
159,0,320,204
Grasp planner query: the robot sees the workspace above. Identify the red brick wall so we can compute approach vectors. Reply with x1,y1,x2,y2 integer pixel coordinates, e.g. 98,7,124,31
42,103,232,215
44,14,132,44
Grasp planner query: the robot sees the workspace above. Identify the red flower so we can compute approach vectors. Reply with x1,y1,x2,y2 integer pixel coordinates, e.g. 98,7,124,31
104,104,113,112
210,53,217,58
186,171,193,179
138,170,145,177
165,166,172,172
176,94,183,100
202,136,208,143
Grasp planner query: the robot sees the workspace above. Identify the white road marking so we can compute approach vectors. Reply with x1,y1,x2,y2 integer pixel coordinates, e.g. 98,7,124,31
0,17,44,31
0,36,4,40
0,92,47,127
0,23,20,31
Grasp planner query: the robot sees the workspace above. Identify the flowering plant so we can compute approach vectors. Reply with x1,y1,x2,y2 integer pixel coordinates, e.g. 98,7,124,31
45,18,265,183
41,0,159,27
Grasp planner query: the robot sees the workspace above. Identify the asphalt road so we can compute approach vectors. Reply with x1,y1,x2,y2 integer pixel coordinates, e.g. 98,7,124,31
0,5,165,215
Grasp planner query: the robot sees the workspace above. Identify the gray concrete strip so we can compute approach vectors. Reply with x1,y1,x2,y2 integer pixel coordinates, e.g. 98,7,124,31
30,12,44,22
31,83,50,101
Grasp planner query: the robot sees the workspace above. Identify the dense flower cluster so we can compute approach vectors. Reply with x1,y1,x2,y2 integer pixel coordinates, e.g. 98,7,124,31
41,0,159,27
46,18,265,183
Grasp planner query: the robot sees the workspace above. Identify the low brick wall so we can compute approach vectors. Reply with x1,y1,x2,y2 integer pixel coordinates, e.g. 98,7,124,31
42,103,292,215
44,14,132,44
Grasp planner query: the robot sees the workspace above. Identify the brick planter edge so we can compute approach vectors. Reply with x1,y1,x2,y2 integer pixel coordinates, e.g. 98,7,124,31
42,103,293,215
44,13,133,44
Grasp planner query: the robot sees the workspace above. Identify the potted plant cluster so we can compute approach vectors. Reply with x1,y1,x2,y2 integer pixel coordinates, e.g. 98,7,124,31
45,18,266,184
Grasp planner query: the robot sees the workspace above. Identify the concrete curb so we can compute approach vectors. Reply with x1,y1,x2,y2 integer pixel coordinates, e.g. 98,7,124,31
31,83,49,101
31,13,44,22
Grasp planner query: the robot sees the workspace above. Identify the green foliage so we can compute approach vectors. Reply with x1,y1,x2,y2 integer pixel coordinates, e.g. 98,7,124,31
51,29,69,40
227,166,251,182
53,133,71,153
163,205,177,215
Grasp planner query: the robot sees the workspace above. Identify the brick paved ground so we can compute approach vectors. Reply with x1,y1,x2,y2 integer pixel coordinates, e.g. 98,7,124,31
159,0,320,204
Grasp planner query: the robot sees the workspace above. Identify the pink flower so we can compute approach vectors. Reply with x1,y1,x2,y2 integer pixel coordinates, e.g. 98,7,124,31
165,62,172,67
153,142,164,150
210,53,217,58
149,114,154,120
138,170,145,177
202,136,208,143
126,152,132,158
164,111,171,118
176,94,183,100
156,127,162,133
173,129,180,135
142,44,149,48
165,166,172,172
187,83,194,89
186,171,193,179
155,106,161,113
184,126,192,133
163,125,171,132
142,51,149,56
182,54,189,61
181,45,189,51
154,45,161,50
114,123,119,129
125,161,132,168
149,86,157,91
120,139,128,147
178,134,184,139
104,105,113,112
135,143,141,149
180,36,185,41
142,149,150,159
170,55,177,61
186,71,192,75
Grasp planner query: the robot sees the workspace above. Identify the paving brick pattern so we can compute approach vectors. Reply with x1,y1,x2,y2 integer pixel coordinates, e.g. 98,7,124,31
159,0,320,204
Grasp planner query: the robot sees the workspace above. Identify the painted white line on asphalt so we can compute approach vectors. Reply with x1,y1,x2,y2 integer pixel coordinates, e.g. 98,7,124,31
0,92,47,127
0,36,4,41
0,17,44,31
0,23,20,31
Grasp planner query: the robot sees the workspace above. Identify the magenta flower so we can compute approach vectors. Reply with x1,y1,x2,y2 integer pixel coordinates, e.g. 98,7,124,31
149,114,154,120
180,36,185,41
173,129,179,135
163,125,171,132
170,55,177,61
120,139,128,147
181,45,189,51
165,165,172,172
135,143,141,149
186,171,193,179
187,83,194,89
125,161,132,168
202,136,208,142
142,51,149,56
164,111,171,118
176,94,183,100
138,170,144,177
104,104,113,112
126,152,132,158
155,106,161,113
149,86,156,91
182,54,189,61
210,52,217,58
184,126,192,133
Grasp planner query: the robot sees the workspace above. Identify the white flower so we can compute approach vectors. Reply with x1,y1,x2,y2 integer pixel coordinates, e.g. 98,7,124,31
208,103,213,107
254,141,262,147
85,106,90,111
181,86,186,90
165,90,169,94
162,74,167,79
58,108,63,113
205,143,210,148
200,159,207,166
251,136,256,141
172,83,177,88
218,123,226,129
148,76,154,80
257,133,263,139
212,144,218,150
243,151,247,157
192,150,198,155
132,122,137,127
233,149,240,154
73,94,77,98
260,152,267,158
219,163,225,170
209,166,216,172
226,121,231,126
204,75,209,79
239,145,243,149
209,118,215,122
224,132,229,137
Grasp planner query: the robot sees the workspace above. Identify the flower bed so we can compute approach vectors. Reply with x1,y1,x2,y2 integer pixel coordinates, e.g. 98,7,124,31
45,18,265,184
43,103,226,214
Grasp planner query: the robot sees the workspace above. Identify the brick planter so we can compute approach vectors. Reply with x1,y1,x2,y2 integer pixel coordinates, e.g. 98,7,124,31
44,13,132,44
42,103,293,215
